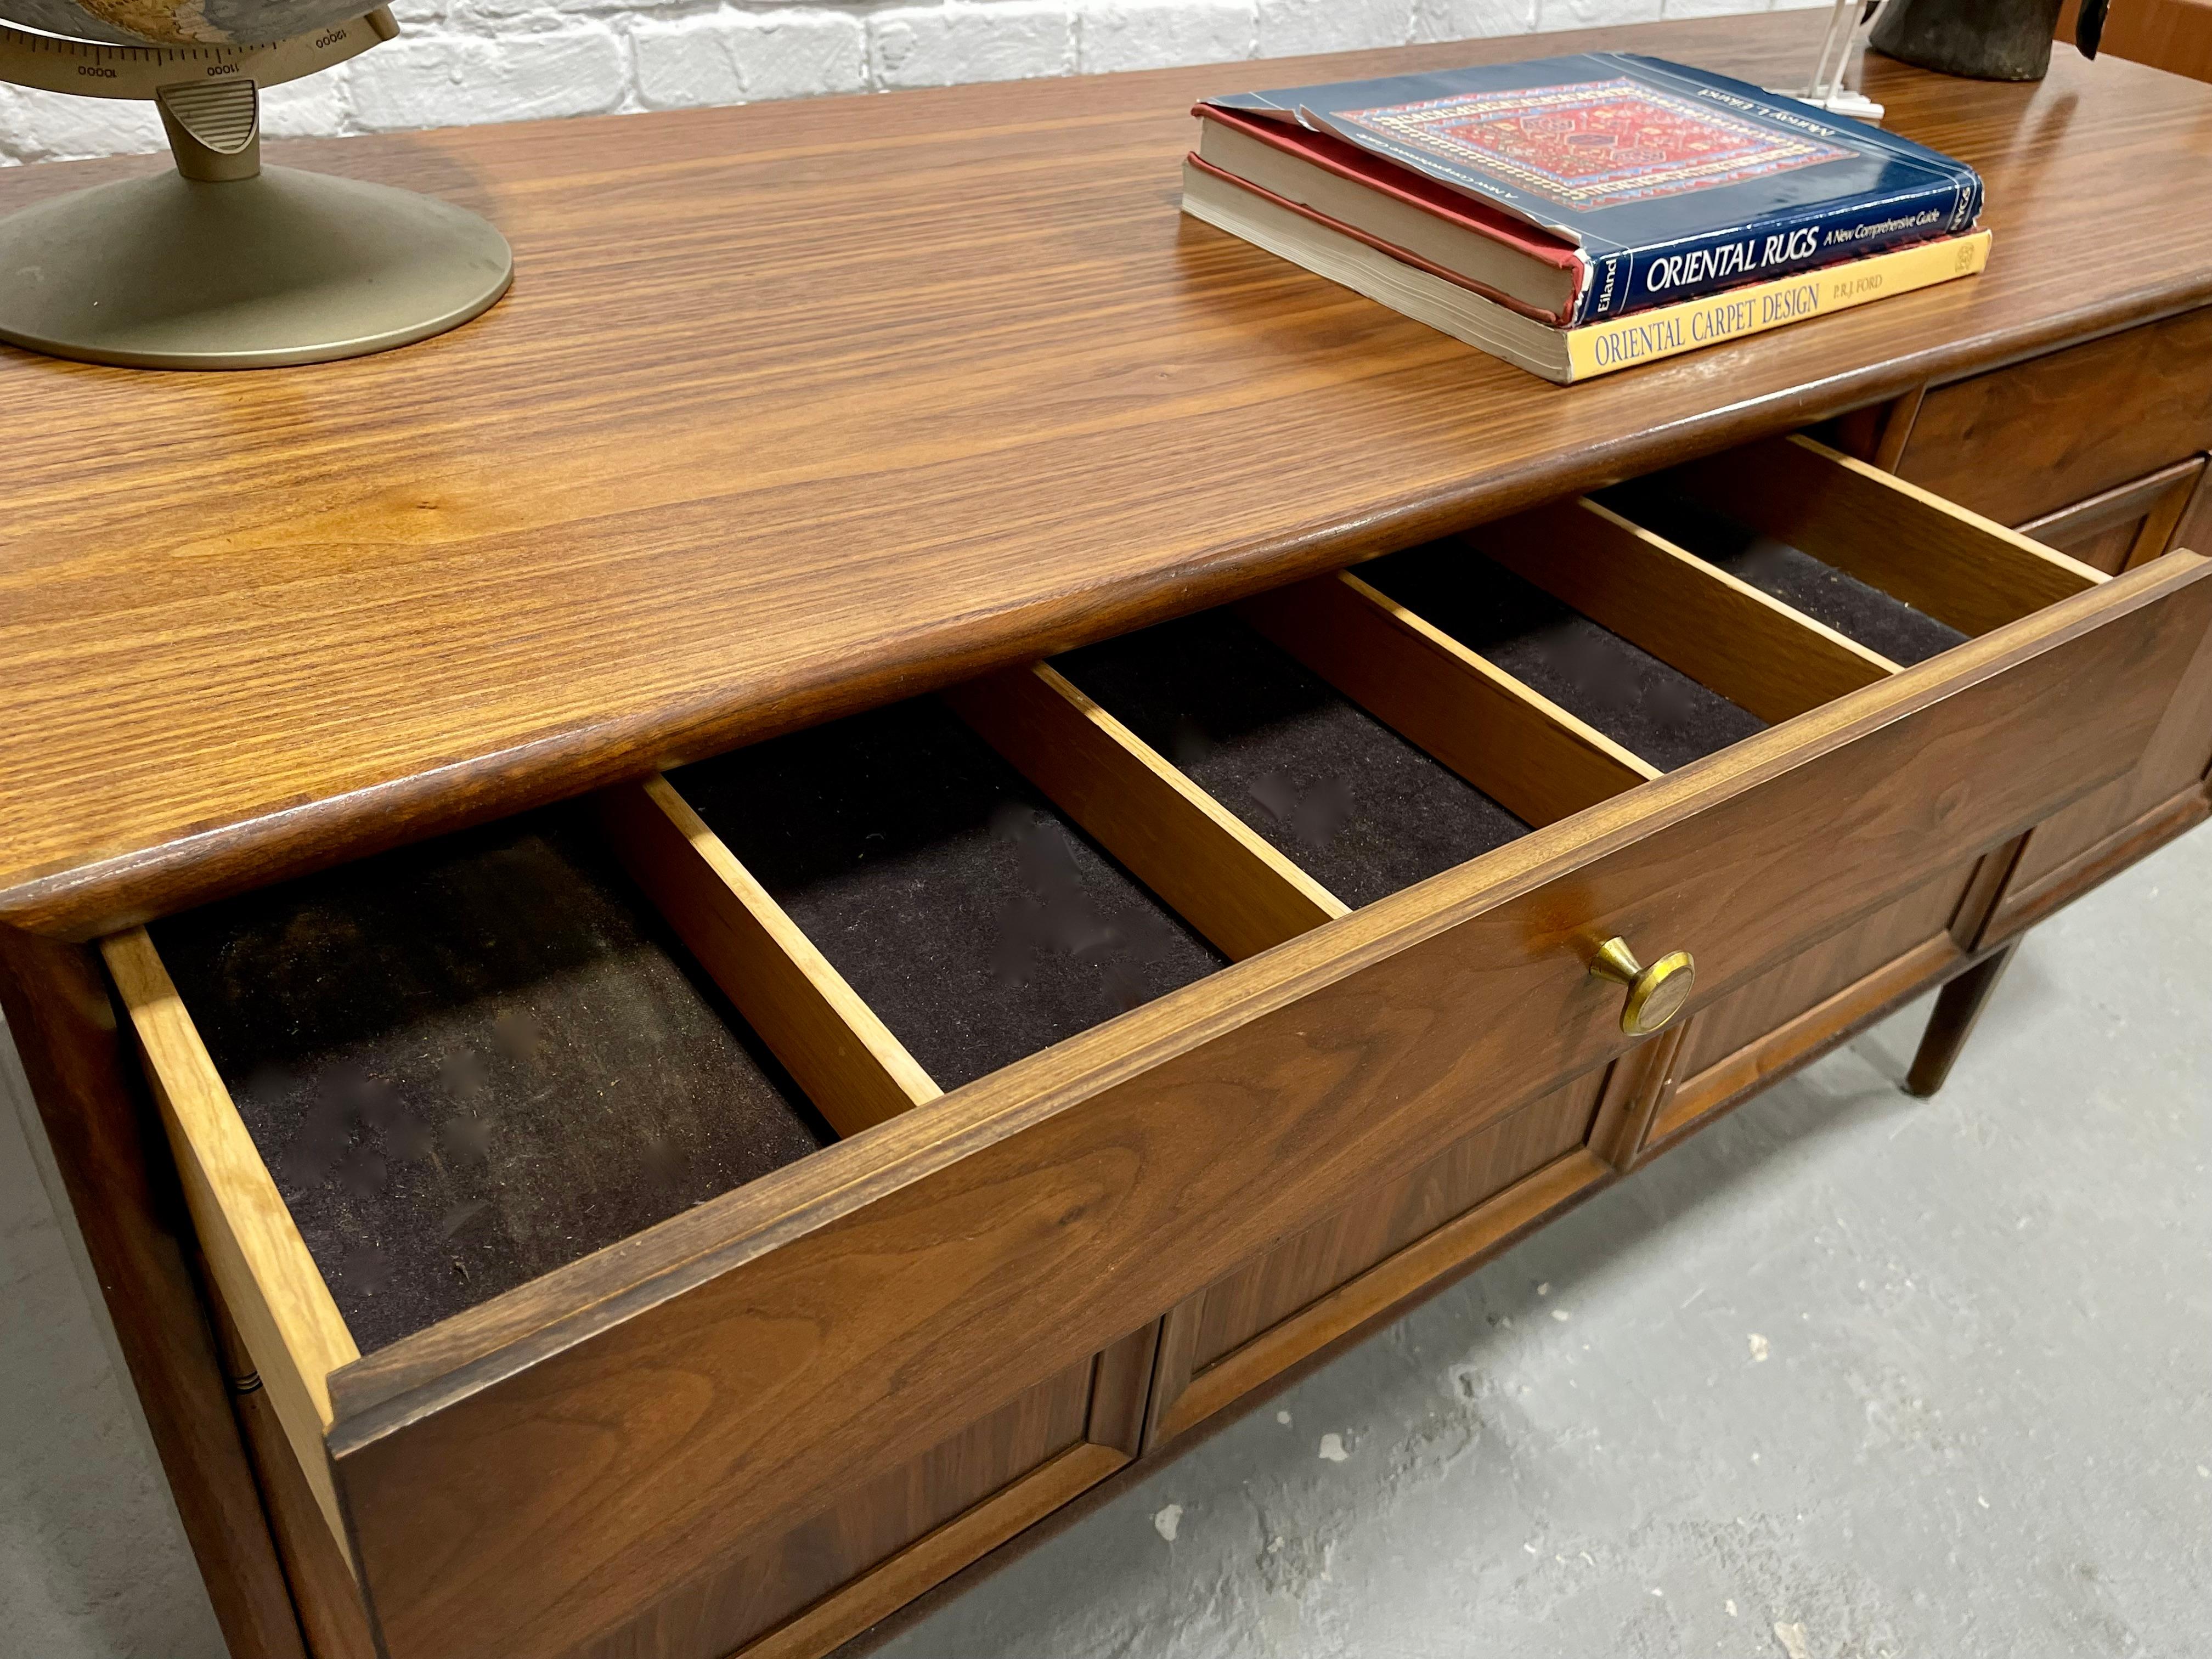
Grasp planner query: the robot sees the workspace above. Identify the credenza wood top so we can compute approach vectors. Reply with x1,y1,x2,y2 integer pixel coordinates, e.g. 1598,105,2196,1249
6,13,2211,938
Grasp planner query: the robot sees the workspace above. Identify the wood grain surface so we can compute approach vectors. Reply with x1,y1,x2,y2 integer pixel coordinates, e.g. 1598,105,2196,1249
1241,571,1658,824
1896,303,2212,523
7,19,2212,940
1470,497,1901,722
2017,456,2207,573
1674,436,2106,636
1981,577,2212,929
320,557,2212,1659
599,776,941,1133
580,1355,1099,1659
1149,1130,1608,1446
2061,0,2212,87
1666,862,1975,1081
1166,1069,1600,1386
731,1443,1125,1659
1980,778,2212,940
942,663,1347,958
1651,932,1963,1145
223,1352,380,1659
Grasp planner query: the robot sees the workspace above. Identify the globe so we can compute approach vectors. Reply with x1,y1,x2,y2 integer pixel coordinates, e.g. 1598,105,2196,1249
0,0,367,48
0,0,512,368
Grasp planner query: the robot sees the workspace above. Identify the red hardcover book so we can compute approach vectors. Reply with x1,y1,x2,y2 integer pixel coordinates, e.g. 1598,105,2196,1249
1183,152,1576,324
1194,104,1588,324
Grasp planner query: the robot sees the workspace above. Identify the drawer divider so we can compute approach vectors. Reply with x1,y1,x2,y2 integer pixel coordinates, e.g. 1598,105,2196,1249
1471,496,1900,724
1241,570,1659,828
600,776,941,1137
1671,434,2107,636
101,927,360,1561
943,663,1347,961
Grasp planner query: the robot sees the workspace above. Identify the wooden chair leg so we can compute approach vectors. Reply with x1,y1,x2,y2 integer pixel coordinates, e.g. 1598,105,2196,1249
1906,941,2021,1098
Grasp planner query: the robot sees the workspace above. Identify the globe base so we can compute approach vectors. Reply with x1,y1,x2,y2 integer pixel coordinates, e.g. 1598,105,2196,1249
0,164,511,370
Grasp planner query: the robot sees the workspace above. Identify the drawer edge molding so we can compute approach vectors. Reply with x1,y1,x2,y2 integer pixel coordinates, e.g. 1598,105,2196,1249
599,774,941,1135
100,927,360,1560
1675,435,2108,636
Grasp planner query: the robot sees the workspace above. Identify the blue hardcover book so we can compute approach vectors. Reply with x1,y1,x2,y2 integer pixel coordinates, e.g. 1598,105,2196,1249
1203,54,1983,324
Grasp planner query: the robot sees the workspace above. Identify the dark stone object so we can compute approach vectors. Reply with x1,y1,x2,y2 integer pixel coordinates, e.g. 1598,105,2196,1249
1871,0,2076,82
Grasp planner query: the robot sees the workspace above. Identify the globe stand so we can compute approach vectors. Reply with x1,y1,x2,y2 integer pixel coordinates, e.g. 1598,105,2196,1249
0,17,511,370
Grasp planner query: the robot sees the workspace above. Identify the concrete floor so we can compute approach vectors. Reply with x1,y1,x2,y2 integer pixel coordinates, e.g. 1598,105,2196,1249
4,832,2207,1659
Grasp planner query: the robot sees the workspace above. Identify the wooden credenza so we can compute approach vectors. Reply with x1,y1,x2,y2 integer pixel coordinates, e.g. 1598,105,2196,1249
4,19,2210,1659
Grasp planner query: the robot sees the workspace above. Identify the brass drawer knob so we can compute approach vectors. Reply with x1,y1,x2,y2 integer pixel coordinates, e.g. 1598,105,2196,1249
1589,936,1696,1036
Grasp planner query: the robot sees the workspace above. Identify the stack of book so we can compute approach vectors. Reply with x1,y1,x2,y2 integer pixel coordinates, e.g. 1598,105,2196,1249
1181,53,1991,383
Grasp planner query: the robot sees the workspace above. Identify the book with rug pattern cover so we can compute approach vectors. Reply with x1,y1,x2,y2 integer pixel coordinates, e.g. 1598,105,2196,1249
1179,153,1993,383
1204,54,1982,324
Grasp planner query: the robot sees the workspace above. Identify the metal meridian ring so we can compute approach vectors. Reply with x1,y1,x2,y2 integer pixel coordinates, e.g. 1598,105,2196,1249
0,6,392,100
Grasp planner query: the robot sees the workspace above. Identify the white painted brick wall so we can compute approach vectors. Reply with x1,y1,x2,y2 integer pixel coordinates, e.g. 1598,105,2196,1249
0,0,1814,165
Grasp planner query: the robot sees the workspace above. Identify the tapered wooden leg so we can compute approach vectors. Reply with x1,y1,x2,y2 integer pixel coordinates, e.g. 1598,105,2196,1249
1906,941,2021,1098
0,927,307,1659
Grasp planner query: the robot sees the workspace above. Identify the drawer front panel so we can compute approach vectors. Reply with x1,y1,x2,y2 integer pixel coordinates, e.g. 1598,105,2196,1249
1668,861,1975,1082
1183,1071,1599,1374
1645,865,1983,1152
1141,1068,1605,1446
1898,308,2212,524
575,1355,1098,1659
1985,579,2212,938
325,558,2212,1659
2018,458,2208,575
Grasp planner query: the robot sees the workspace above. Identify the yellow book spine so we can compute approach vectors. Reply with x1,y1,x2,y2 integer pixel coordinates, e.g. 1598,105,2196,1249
1564,231,1994,382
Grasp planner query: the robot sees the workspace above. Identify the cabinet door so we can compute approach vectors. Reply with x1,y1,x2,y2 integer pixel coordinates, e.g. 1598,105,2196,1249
578,1335,1154,1659
1639,861,1996,1157
1142,1068,1615,1447
1980,618,2212,944
1974,459,2212,936
2018,458,2208,574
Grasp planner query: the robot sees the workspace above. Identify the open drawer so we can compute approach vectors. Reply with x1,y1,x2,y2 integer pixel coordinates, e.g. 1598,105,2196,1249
103,437,2212,1659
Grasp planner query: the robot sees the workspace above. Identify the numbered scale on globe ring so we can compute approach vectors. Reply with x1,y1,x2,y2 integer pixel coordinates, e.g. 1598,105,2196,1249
0,6,511,368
